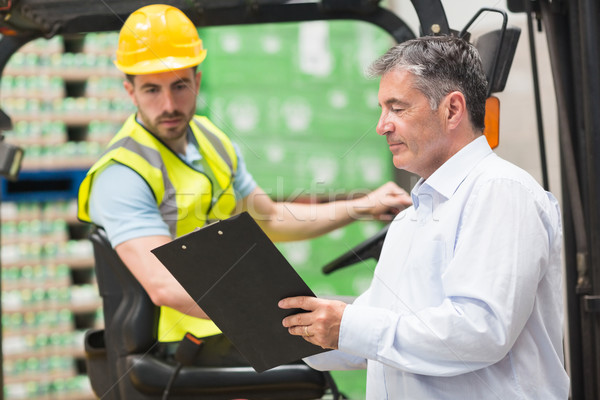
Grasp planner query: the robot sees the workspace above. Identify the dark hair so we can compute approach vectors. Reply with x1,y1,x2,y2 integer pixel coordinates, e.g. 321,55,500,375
125,65,200,84
369,35,488,132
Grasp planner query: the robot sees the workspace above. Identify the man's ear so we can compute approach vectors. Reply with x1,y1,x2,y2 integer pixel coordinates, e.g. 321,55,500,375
443,91,467,130
195,70,202,93
123,79,137,106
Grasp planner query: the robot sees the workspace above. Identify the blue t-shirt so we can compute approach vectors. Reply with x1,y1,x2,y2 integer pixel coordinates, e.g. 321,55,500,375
89,135,256,247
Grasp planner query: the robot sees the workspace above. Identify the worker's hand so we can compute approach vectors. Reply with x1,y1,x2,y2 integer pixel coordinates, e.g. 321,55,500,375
353,181,412,220
279,296,347,350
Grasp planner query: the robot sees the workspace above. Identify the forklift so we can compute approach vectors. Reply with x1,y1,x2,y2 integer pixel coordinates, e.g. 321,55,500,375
0,1,595,399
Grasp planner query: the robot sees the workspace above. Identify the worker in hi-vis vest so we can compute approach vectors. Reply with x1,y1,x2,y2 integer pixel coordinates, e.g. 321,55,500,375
77,4,412,366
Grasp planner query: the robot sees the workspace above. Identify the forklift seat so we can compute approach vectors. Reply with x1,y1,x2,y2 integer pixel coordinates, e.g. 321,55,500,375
84,226,334,400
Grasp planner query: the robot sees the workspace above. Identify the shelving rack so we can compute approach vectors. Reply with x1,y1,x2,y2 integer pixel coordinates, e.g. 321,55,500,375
0,32,130,400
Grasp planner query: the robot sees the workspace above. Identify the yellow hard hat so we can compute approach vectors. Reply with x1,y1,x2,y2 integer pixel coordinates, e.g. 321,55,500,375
114,4,207,75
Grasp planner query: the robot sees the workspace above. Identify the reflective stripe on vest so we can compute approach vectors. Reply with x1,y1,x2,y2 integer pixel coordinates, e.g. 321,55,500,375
77,114,238,341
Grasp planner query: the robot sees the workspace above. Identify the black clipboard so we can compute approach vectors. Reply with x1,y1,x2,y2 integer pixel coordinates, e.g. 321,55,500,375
151,212,329,372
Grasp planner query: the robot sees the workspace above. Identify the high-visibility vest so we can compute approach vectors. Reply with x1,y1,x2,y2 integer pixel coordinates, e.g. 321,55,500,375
78,114,238,342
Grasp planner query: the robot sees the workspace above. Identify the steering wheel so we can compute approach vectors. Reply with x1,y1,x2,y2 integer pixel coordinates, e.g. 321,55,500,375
322,224,390,275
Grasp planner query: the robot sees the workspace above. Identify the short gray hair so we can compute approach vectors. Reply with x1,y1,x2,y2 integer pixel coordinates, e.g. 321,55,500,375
369,35,487,132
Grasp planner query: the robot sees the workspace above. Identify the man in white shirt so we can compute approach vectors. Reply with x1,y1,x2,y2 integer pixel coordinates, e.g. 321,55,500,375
280,35,570,399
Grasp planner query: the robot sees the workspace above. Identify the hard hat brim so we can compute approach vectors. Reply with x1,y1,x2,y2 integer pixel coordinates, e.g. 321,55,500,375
114,50,207,75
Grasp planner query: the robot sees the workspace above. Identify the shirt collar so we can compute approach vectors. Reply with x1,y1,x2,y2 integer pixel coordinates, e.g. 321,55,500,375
411,135,492,203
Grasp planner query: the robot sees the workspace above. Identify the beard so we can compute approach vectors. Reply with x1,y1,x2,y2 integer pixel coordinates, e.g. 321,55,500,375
139,109,192,142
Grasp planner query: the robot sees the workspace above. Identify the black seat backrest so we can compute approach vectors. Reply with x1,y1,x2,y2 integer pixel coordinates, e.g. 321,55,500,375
89,227,158,354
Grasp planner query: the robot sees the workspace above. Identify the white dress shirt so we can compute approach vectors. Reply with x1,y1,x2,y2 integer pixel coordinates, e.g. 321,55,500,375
305,136,570,399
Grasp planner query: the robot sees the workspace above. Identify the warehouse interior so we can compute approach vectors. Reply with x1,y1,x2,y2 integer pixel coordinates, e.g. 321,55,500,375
0,1,559,399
